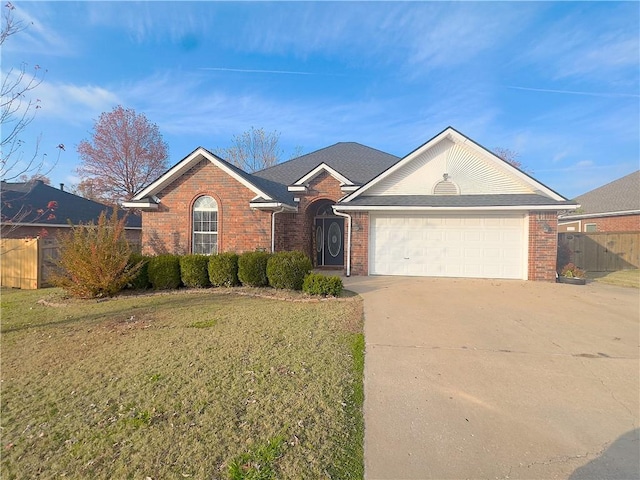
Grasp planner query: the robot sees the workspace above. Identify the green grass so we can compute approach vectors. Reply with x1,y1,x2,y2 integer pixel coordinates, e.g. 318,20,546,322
0,287,365,479
588,269,640,289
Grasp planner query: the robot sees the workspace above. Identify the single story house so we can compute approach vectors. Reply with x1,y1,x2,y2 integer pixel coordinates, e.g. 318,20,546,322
1,180,142,243
123,127,578,281
558,170,640,233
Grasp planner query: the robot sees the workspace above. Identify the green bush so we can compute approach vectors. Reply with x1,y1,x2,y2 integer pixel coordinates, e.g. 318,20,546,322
52,208,142,298
303,273,344,297
266,251,313,290
209,252,239,287
128,253,151,290
148,254,182,290
238,251,271,287
180,254,211,288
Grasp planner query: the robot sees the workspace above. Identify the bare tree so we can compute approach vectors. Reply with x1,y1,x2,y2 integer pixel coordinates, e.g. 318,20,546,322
494,147,533,174
216,127,285,173
1,1,54,181
77,106,169,204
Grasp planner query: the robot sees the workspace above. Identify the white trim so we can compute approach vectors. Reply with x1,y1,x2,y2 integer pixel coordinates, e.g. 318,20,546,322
290,163,355,188
122,201,158,210
287,185,308,192
342,127,567,203
132,147,273,201
523,213,530,281
558,209,640,221
333,204,569,212
249,201,297,212
340,185,360,192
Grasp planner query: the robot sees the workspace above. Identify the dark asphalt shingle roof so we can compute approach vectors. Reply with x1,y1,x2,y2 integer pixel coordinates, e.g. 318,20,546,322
1,180,141,228
562,170,640,217
253,142,400,186
341,194,577,208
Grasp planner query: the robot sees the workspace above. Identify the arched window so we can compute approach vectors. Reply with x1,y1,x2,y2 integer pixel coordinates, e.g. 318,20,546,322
192,196,218,254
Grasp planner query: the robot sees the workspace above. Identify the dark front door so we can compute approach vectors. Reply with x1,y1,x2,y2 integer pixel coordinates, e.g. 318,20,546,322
315,217,344,267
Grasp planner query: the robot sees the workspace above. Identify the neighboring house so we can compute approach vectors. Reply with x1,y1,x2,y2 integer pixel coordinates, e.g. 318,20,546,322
1,180,142,243
558,170,640,233
123,127,577,281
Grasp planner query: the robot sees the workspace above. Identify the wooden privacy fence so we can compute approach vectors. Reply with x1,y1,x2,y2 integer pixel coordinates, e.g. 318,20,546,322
558,232,640,272
0,238,60,289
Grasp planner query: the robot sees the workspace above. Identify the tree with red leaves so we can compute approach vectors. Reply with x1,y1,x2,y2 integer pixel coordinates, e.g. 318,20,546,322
77,106,169,204
494,147,533,174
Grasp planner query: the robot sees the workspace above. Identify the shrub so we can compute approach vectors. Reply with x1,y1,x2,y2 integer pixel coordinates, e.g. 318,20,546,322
148,254,182,290
560,263,585,279
209,252,239,287
303,273,344,297
266,251,313,290
52,208,142,298
180,254,211,288
238,251,271,287
128,253,151,290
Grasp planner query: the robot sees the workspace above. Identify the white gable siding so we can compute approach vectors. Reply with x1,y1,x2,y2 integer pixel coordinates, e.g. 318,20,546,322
367,138,536,196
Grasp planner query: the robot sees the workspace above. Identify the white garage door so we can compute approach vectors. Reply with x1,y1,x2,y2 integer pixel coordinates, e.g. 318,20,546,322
370,213,526,279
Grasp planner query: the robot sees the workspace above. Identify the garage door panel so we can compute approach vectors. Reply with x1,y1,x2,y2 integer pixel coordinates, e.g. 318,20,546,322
370,214,525,279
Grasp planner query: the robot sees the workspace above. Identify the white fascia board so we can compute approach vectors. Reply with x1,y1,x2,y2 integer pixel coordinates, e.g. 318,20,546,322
249,202,297,212
558,209,640,220
333,204,572,212
133,147,273,201
287,185,308,192
122,201,158,210
342,129,454,203
341,185,360,192
292,163,354,187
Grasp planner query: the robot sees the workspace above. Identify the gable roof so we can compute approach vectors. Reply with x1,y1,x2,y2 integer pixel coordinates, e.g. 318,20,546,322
560,170,640,219
253,142,400,186
1,180,141,228
339,126,571,207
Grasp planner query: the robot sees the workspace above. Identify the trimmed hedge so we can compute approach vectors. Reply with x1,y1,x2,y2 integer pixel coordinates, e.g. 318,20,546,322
148,254,182,290
128,253,151,290
303,273,343,297
180,254,211,288
266,251,313,290
238,251,271,287
209,252,239,287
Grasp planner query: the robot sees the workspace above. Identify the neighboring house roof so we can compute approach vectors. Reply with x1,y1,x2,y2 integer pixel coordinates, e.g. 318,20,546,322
1,180,141,228
559,170,640,220
253,142,400,186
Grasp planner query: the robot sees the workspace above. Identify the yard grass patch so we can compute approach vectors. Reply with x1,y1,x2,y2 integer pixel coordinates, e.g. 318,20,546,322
588,269,639,289
1,287,364,479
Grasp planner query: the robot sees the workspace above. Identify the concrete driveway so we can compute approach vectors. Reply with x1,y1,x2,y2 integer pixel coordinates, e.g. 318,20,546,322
344,276,639,480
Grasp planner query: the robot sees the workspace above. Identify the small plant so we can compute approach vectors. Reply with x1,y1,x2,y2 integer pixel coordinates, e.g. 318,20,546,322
209,252,239,287
52,208,142,298
266,251,313,290
128,253,151,289
148,254,182,289
560,263,585,278
180,254,211,288
238,251,271,287
303,273,344,297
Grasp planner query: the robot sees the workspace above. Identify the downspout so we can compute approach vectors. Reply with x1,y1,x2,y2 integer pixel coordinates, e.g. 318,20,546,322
333,209,351,277
271,206,286,253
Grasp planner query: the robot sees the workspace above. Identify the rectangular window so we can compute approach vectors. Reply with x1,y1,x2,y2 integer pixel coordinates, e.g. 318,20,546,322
584,223,597,232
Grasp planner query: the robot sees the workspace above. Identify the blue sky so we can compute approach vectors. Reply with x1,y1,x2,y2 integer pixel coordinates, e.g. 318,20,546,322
3,1,639,199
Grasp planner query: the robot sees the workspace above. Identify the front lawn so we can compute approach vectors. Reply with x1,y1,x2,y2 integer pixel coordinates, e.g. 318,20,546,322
1,288,364,479
588,269,640,289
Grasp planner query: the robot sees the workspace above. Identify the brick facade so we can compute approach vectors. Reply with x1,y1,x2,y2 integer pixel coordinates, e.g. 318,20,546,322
141,159,272,255
528,211,559,281
349,212,370,276
558,214,640,233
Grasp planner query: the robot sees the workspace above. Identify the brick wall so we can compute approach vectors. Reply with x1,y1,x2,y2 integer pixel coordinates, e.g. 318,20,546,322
559,214,640,233
349,211,370,275
528,211,559,281
141,159,271,255
275,171,345,261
